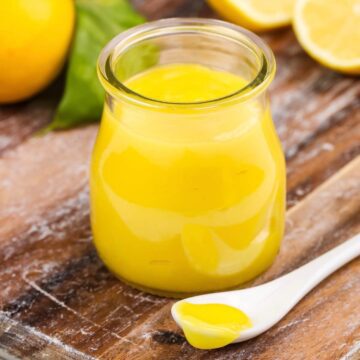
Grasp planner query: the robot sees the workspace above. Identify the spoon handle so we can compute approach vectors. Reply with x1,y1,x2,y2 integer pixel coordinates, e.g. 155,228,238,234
278,233,360,303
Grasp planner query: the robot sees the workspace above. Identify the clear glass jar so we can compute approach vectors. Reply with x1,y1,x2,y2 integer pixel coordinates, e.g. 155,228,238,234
91,18,285,297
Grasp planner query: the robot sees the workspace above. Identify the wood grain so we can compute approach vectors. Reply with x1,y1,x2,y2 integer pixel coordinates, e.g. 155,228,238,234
0,0,359,359
0,81,62,156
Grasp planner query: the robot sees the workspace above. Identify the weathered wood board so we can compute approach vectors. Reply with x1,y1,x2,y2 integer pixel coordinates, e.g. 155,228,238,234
0,1,359,359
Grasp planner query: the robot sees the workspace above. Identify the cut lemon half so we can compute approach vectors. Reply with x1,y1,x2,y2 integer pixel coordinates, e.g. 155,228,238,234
207,0,294,31
294,0,360,74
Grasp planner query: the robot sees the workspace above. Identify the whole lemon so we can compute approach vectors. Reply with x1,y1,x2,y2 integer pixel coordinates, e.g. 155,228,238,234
0,0,75,103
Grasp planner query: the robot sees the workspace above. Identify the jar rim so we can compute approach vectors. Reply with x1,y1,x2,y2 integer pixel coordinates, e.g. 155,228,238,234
97,18,276,109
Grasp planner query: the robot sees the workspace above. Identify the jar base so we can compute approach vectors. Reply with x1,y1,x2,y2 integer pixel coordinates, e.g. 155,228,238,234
109,264,274,299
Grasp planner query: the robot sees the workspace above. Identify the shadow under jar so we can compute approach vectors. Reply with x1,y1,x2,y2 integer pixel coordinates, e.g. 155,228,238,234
91,18,286,297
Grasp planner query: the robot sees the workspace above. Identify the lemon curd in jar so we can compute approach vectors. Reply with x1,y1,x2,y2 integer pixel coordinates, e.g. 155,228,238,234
91,19,285,296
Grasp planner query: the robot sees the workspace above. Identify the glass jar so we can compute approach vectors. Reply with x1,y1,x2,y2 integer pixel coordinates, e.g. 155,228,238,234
91,18,285,297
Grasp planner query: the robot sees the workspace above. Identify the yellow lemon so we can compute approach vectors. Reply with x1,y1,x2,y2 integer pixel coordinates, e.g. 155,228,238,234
0,0,75,103
294,0,360,74
207,0,294,31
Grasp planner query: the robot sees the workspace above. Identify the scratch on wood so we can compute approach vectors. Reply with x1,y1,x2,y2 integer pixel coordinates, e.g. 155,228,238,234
340,341,360,360
0,347,22,360
97,304,173,359
0,311,95,360
21,273,143,349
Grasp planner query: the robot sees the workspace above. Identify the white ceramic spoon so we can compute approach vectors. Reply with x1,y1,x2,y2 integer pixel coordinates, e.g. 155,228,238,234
172,233,360,344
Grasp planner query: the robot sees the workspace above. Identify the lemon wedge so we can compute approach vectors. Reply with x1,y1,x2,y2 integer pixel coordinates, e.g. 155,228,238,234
293,0,360,74
207,0,294,31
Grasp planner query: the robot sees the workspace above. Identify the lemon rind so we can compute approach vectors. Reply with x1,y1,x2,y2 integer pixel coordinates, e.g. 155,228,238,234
293,0,360,73
209,0,292,31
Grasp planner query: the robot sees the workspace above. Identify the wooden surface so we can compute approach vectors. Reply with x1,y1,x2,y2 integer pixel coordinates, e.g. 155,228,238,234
0,1,359,359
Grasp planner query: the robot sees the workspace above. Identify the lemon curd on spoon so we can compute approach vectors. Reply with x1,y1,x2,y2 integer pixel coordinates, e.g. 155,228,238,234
91,19,285,296
174,302,252,349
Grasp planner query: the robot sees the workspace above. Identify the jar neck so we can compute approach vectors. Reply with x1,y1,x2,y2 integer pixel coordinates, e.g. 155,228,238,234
98,18,275,110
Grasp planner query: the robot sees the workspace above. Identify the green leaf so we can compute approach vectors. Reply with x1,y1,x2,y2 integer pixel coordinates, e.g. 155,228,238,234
48,0,145,130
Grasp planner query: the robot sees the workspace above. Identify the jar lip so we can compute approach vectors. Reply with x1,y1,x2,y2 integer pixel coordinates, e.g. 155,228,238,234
98,18,276,109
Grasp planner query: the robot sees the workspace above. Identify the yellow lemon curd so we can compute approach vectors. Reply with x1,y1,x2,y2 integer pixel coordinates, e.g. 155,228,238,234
90,63,285,296
174,302,252,349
